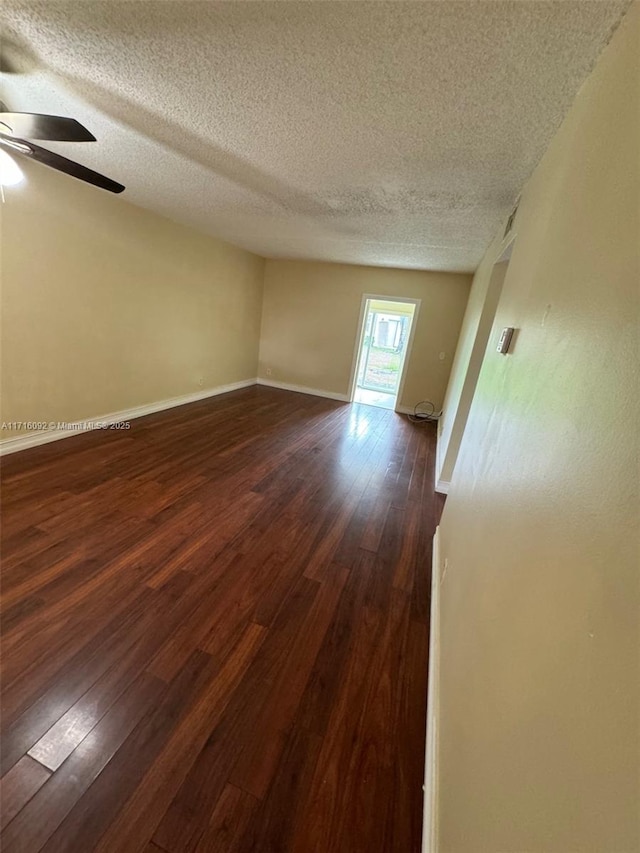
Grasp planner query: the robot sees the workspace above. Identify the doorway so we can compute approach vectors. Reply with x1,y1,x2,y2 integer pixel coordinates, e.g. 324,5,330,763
350,297,419,410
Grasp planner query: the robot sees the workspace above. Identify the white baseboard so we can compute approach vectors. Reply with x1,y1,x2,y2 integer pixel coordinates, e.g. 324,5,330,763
256,377,350,403
422,526,442,853
0,378,257,456
255,382,442,416
435,478,450,495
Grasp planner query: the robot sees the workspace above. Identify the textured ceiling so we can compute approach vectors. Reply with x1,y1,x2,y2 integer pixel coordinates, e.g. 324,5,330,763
0,0,631,272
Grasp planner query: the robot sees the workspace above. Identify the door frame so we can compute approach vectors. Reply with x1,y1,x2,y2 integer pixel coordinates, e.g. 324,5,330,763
347,294,421,410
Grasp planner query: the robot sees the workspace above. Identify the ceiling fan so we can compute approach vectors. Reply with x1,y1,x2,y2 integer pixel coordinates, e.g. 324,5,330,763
0,103,125,193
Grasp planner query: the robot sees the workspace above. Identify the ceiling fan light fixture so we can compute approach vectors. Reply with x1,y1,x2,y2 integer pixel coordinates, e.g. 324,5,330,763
0,148,24,186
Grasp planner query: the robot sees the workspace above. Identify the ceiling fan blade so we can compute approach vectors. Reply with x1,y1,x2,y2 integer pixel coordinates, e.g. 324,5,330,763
0,136,125,194
0,112,96,142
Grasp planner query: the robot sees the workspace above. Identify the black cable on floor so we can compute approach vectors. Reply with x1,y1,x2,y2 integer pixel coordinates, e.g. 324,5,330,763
407,400,442,424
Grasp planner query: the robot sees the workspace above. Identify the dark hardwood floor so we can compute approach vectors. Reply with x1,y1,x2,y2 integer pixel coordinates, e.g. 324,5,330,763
0,386,444,853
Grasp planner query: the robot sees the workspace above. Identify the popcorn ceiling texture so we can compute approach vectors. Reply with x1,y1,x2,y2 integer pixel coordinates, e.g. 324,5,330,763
0,0,631,272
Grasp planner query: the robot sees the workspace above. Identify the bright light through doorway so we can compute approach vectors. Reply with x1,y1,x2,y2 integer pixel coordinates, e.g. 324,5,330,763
352,298,417,410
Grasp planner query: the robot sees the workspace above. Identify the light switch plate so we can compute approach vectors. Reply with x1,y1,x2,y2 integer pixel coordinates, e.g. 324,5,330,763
497,327,515,354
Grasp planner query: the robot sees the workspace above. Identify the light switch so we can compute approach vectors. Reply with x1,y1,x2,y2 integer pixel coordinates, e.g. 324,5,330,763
497,327,515,354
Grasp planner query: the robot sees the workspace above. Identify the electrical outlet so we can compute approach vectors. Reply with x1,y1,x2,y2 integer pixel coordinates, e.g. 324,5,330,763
266,367,272,376
198,377,204,386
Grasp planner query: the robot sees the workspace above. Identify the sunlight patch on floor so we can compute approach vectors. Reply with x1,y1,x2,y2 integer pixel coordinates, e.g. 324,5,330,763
353,387,396,410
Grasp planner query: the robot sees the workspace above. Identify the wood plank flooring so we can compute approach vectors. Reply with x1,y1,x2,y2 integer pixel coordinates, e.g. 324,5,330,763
0,386,444,853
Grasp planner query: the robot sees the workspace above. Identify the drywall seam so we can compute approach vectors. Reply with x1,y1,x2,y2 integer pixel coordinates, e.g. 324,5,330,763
0,378,257,455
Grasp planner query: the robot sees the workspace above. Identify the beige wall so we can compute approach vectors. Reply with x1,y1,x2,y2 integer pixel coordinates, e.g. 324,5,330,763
436,258,508,487
437,5,639,852
0,157,264,437
258,260,471,409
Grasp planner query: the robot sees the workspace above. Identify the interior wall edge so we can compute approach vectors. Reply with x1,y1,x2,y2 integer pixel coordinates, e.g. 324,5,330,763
422,524,442,853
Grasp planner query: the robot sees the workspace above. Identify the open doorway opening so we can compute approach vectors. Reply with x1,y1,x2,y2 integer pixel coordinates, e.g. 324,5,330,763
350,297,419,410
